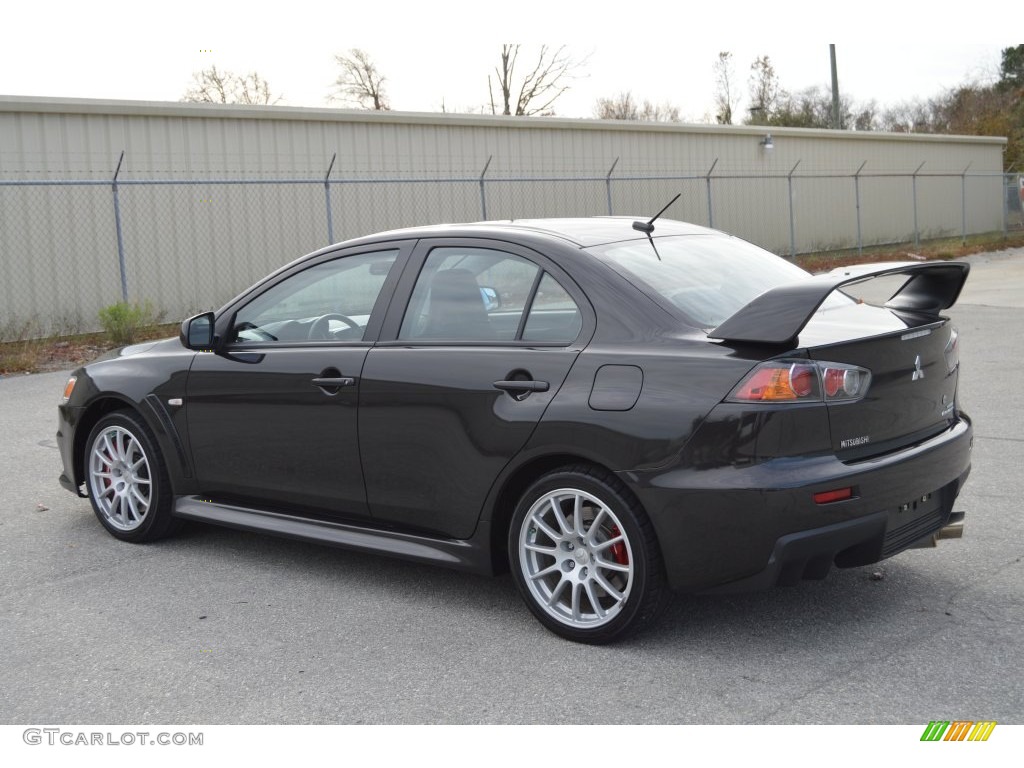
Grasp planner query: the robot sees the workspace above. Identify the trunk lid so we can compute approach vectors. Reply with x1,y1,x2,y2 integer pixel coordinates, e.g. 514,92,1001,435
805,318,958,458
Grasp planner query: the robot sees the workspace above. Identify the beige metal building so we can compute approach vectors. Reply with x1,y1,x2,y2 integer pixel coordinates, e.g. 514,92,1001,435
0,96,1008,335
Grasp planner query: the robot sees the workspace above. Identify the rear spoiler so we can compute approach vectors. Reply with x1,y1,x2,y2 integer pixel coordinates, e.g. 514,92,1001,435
708,261,970,346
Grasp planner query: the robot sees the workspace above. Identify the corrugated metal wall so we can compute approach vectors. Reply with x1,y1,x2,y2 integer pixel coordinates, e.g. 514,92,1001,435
0,96,1007,335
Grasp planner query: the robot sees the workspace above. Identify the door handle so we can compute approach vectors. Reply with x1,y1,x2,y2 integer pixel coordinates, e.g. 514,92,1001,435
493,379,549,393
312,376,356,388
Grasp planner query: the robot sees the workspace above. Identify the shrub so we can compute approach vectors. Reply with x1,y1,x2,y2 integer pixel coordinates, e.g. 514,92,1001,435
98,300,163,346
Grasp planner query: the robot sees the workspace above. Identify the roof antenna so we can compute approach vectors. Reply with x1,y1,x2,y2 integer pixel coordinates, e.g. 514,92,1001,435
632,193,681,234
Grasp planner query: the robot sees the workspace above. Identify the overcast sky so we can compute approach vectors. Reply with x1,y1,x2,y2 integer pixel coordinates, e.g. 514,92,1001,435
0,1,1012,122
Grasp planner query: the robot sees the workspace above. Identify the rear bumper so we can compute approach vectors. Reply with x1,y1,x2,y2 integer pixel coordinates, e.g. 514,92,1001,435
699,485,966,594
623,415,973,592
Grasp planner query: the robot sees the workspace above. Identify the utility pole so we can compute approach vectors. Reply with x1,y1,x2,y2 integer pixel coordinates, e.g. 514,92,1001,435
830,44,841,129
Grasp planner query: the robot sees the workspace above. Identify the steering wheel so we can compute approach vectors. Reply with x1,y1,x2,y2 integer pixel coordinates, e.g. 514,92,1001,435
308,313,360,340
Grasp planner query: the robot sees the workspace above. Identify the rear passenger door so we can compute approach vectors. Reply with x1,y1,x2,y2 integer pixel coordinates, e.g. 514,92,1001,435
359,238,593,539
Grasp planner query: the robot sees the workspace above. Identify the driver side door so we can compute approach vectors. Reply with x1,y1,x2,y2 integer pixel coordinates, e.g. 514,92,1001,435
185,243,409,522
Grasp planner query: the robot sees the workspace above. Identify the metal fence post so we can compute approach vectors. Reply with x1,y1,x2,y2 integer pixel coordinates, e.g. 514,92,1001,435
605,157,619,216
1004,171,1011,239
111,150,128,301
705,158,718,229
854,161,866,256
479,156,492,220
15,165,1022,344
912,161,925,248
787,160,801,258
324,152,336,245
960,163,971,245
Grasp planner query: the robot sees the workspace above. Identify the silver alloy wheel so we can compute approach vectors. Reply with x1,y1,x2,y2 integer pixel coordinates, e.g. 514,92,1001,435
518,487,635,628
88,425,153,531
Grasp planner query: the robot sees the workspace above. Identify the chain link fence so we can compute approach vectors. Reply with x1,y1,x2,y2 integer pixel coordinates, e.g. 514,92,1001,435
1,163,1020,340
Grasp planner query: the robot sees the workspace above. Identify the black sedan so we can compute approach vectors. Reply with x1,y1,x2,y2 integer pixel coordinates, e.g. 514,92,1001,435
57,217,972,643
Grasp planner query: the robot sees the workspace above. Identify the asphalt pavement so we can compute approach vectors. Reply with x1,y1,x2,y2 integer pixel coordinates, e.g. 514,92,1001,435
1,248,1022,724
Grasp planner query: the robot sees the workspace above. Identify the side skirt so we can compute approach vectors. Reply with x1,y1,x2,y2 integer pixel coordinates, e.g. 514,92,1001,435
173,496,494,575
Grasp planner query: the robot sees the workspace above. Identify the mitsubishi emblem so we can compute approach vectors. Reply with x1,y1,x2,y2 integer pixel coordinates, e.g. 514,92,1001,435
912,355,924,381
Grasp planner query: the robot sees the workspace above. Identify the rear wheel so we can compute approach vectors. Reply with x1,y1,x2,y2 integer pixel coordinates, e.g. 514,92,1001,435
85,410,179,542
509,466,668,643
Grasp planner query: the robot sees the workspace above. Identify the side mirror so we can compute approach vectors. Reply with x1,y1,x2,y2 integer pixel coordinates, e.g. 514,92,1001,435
480,286,501,312
180,312,217,351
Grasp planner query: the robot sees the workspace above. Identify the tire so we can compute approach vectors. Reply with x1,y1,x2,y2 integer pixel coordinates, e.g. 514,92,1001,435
84,410,180,542
508,465,668,644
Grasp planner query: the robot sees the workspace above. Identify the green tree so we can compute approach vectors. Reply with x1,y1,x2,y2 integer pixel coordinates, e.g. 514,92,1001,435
998,44,1024,90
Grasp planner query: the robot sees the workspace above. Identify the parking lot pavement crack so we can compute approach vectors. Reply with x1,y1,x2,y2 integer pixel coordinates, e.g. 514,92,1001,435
761,555,1023,723
760,642,913,723
973,435,1024,443
942,554,1024,615
0,551,156,600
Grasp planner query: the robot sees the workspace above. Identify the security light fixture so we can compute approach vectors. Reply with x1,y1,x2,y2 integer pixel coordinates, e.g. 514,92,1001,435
760,134,774,151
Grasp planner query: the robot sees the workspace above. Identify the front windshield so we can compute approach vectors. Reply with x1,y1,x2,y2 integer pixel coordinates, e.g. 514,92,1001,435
590,234,849,329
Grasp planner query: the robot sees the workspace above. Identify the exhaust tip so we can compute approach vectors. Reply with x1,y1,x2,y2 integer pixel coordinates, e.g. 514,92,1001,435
937,521,964,540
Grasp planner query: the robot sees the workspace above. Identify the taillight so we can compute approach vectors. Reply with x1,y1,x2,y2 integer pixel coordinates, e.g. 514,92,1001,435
728,360,871,403
944,327,959,373
731,363,818,402
822,365,867,399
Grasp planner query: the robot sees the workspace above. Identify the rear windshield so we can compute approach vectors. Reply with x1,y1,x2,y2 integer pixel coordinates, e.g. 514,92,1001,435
590,234,843,329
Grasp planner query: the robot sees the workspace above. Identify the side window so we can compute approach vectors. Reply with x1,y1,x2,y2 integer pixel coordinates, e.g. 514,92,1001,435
399,247,540,341
230,250,398,343
522,273,582,342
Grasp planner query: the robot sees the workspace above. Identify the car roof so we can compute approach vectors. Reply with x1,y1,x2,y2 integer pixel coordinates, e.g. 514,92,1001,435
347,217,719,249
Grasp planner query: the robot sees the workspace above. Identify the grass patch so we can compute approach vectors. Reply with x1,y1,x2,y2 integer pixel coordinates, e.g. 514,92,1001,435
795,231,1024,273
97,300,165,346
0,323,178,376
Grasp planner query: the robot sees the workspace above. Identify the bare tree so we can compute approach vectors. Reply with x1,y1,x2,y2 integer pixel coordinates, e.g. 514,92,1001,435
639,101,680,122
594,92,638,120
488,44,581,116
851,100,879,131
595,91,679,122
182,66,280,105
712,51,738,125
765,85,854,129
234,72,277,105
183,65,232,103
746,55,779,124
330,49,390,110
880,99,937,133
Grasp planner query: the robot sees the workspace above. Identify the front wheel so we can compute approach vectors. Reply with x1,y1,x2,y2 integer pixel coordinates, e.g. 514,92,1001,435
84,410,179,542
509,466,668,644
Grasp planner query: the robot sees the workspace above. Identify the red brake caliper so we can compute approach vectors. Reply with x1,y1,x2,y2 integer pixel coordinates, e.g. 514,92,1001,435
608,524,629,565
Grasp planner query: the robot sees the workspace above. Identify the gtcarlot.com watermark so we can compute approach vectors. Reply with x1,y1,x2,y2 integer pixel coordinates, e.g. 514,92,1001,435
23,728,203,746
